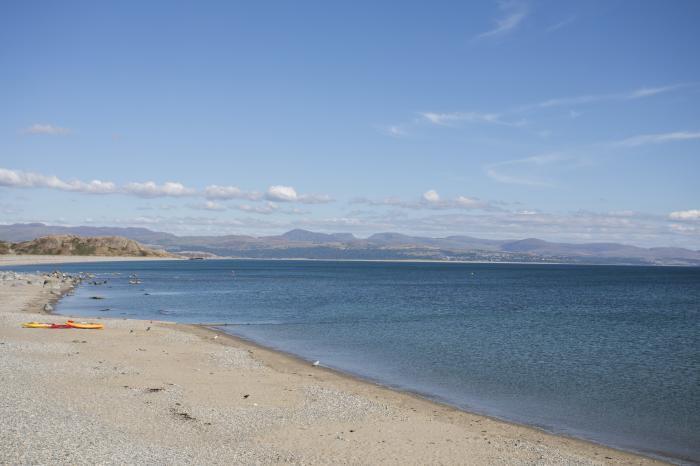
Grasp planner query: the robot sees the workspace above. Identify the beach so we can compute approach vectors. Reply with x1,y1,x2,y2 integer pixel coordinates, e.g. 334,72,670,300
0,261,667,465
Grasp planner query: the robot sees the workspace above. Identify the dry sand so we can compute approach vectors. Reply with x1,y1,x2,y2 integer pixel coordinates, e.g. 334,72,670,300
0,264,668,465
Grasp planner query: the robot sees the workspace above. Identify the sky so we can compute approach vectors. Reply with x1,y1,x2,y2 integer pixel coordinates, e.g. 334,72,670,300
1,0,699,248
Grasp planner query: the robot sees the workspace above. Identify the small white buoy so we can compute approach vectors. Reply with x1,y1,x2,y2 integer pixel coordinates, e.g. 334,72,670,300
312,360,320,367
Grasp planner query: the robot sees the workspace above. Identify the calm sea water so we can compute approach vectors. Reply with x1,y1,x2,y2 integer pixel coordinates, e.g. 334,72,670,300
7,260,699,463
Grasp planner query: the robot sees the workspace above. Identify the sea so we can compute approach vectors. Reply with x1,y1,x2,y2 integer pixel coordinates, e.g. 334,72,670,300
7,259,699,464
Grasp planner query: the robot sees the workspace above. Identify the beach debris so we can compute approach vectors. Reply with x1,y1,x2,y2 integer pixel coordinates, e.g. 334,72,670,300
98,308,111,312
146,387,164,393
43,303,53,312
71,340,87,343
243,394,250,399
312,360,320,367
213,335,218,339
146,326,151,331
170,408,196,421
89,296,105,300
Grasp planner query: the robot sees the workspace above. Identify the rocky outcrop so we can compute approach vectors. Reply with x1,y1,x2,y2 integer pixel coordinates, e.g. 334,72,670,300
3,235,177,258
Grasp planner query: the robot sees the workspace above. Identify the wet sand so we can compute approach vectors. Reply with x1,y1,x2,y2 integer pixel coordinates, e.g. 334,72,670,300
0,265,668,465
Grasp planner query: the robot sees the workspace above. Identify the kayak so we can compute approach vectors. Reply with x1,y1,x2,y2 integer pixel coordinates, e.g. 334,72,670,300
22,322,71,329
66,320,104,330
22,322,52,328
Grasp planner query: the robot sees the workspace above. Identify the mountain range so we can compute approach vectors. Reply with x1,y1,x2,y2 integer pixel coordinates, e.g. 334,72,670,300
0,223,698,266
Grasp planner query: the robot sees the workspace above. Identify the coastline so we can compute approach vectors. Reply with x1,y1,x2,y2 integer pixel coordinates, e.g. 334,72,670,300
0,254,183,267
0,261,672,465
1,253,691,268
203,256,693,268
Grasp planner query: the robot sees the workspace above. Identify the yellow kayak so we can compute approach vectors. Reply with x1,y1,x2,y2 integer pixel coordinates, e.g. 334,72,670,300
22,322,53,328
66,320,104,330
22,322,72,329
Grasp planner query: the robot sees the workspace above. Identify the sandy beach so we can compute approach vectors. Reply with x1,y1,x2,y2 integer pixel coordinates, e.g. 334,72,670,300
0,261,667,465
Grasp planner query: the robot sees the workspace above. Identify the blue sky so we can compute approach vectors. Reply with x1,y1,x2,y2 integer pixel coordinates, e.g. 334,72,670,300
1,0,699,247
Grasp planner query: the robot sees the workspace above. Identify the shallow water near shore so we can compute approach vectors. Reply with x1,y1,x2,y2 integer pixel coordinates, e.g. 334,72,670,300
7,259,700,463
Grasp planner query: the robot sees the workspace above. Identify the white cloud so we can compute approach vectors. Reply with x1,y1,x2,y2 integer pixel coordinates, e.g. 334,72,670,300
475,1,528,40
265,185,333,204
628,84,688,99
22,123,71,135
354,191,495,211
230,202,308,215
0,174,187,198
669,209,700,221
203,185,261,201
266,185,298,202
423,190,440,203
421,112,465,125
613,131,700,147
420,111,522,127
535,95,601,109
381,110,523,139
388,82,694,140
0,169,333,206
0,168,118,194
455,196,482,208
519,83,695,112
123,181,195,198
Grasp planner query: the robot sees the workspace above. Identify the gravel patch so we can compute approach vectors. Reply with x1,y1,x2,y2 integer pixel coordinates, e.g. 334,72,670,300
207,347,264,370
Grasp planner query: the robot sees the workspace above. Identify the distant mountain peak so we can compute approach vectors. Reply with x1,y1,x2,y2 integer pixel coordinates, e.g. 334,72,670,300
277,229,356,243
